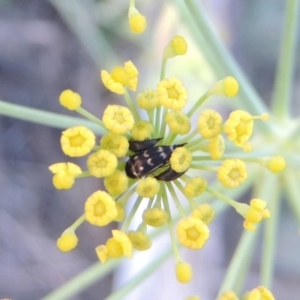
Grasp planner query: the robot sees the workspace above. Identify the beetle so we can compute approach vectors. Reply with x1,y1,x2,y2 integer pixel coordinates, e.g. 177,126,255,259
125,138,188,181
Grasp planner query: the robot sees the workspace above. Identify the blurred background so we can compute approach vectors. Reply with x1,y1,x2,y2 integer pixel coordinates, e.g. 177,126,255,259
0,0,299,299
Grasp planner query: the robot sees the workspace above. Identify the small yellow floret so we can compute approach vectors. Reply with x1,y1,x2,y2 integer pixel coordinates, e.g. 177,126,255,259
95,245,109,263
210,76,239,97
49,162,82,189
106,230,133,259
192,204,215,224
198,109,223,138
224,110,254,147
143,208,169,227
61,126,96,157
236,199,270,231
175,262,193,283
102,105,135,134
170,147,192,173
87,149,117,178
59,89,82,110
101,61,138,94
131,120,154,141
85,190,118,226
164,35,188,58
136,177,160,198
137,89,160,110
177,216,209,249
267,156,286,173
157,78,188,111
100,132,129,158
57,231,78,252
104,170,129,195
217,159,247,188
217,290,239,300
127,231,152,251
208,135,225,159
165,111,191,135
244,286,275,300
184,177,207,198
129,13,147,34
243,199,270,231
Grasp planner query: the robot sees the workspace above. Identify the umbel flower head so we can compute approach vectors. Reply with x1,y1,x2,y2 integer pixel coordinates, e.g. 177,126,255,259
49,35,285,284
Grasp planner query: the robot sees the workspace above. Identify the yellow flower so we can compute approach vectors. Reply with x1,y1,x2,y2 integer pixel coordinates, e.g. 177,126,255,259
104,170,129,195
218,290,239,300
95,245,109,263
170,147,192,173
102,105,135,134
136,177,160,198
192,204,215,224
165,111,191,135
177,216,209,249
56,231,78,252
60,126,96,157
101,61,138,94
175,262,193,283
224,110,254,147
59,89,82,110
131,120,154,141
198,109,223,138
208,135,225,160
129,13,147,34
244,286,275,300
127,230,152,251
163,35,188,58
100,132,129,158
209,76,239,97
267,156,286,173
157,78,188,111
217,159,247,188
143,208,169,227
87,149,118,178
136,89,160,110
184,177,207,198
49,162,82,190
242,199,270,231
106,230,133,258
85,190,118,226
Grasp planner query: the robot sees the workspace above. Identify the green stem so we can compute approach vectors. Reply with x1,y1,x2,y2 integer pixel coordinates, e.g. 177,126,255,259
271,0,299,119
105,246,172,300
69,214,86,231
284,171,300,225
41,261,119,300
0,100,105,134
161,184,181,261
121,196,143,232
166,182,186,218
176,0,271,127
76,107,105,129
261,177,281,287
186,91,211,118
217,229,258,296
123,89,140,121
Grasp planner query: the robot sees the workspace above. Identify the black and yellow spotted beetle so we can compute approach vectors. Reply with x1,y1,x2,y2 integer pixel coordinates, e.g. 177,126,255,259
125,138,187,181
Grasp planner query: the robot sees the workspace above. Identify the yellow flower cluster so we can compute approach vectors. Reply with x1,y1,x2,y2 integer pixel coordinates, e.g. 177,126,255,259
49,34,285,289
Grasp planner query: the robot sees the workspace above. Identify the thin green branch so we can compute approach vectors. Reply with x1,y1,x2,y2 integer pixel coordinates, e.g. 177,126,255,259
174,0,272,134
41,261,119,300
0,100,105,134
261,176,281,287
217,229,258,296
271,0,299,119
